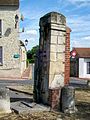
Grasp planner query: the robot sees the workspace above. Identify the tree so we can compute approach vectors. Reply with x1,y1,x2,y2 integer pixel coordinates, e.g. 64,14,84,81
27,45,39,63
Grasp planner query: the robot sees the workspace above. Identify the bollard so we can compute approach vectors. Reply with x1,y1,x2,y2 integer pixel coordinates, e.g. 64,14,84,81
0,87,11,114
61,86,77,114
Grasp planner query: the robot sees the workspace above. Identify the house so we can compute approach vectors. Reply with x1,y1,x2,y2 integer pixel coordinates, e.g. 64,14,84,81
0,0,27,79
70,48,90,79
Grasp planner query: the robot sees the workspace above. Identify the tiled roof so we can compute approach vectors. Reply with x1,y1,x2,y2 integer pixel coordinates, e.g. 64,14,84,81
72,48,90,58
0,0,19,6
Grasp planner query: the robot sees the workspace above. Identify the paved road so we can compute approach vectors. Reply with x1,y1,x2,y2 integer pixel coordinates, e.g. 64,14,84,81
69,77,88,88
0,80,34,87
0,77,89,88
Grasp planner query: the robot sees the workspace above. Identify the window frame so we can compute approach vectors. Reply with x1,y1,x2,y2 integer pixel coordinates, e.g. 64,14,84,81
87,62,90,74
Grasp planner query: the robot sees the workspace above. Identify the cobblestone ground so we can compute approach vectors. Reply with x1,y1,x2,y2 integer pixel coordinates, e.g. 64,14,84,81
0,88,90,120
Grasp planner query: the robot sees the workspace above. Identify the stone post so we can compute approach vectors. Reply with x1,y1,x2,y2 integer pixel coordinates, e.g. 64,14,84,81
38,12,66,105
0,88,11,114
61,86,76,114
34,12,71,111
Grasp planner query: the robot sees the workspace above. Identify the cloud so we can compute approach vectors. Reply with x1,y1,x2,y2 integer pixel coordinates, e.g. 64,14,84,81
67,0,90,6
58,0,90,8
71,38,90,49
67,14,90,49
20,29,39,50
71,35,90,49
67,15,90,33
25,30,37,35
20,0,90,50
82,36,90,40
20,29,38,42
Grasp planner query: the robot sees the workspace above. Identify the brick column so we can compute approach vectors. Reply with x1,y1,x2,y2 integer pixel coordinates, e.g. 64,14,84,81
49,88,61,110
64,27,71,84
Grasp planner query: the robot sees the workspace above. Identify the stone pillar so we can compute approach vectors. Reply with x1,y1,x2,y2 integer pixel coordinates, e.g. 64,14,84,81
34,12,71,111
0,88,11,114
64,27,71,84
61,86,76,114
49,13,66,89
37,12,66,105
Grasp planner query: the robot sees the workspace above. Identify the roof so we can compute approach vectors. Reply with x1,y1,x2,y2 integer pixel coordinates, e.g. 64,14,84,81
0,0,19,6
20,40,25,47
71,48,90,58
66,26,71,33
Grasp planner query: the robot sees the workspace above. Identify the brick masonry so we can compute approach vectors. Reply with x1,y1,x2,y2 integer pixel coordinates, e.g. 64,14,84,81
64,27,71,84
49,88,61,110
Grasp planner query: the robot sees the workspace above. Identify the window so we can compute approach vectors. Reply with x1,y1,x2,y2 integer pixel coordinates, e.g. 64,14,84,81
0,47,3,65
0,20,2,36
87,62,90,74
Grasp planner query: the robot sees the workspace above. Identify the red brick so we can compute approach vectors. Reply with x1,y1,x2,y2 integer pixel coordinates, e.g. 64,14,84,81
64,27,71,85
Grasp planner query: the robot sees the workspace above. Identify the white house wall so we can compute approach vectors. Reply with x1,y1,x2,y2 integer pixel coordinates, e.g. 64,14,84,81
79,58,90,78
20,46,27,74
79,58,85,78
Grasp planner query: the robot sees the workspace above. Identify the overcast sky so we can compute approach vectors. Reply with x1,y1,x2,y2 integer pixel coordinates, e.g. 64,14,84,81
20,0,90,50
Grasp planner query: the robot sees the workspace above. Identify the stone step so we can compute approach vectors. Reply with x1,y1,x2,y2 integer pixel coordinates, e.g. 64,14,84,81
11,101,50,114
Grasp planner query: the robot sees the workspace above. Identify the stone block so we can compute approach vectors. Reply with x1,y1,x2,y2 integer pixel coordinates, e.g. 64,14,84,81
50,35,57,44
51,24,66,31
49,74,54,86
49,61,65,75
57,36,65,45
50,44,57,52
56,62,65,73
11,101,50,114
49,62,56,74
51,30,65,36
50,52,57,61
50,74,64,88
61,86,77,114
0,88,11,114
57,53,65,61
57,45,65,52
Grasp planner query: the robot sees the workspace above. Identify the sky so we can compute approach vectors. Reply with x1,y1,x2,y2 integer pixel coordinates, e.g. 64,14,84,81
19,0,90,50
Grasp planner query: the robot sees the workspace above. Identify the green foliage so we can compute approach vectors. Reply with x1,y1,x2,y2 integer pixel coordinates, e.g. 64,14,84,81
27,45,39,63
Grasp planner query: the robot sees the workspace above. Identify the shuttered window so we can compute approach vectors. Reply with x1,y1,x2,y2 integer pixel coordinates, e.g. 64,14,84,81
87,62,90,74
0,47,3,64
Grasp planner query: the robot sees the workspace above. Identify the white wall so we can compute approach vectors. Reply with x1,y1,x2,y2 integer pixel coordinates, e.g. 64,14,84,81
29,64,35,80
79,58,90,78
20,46,26,74
79,58,84,78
